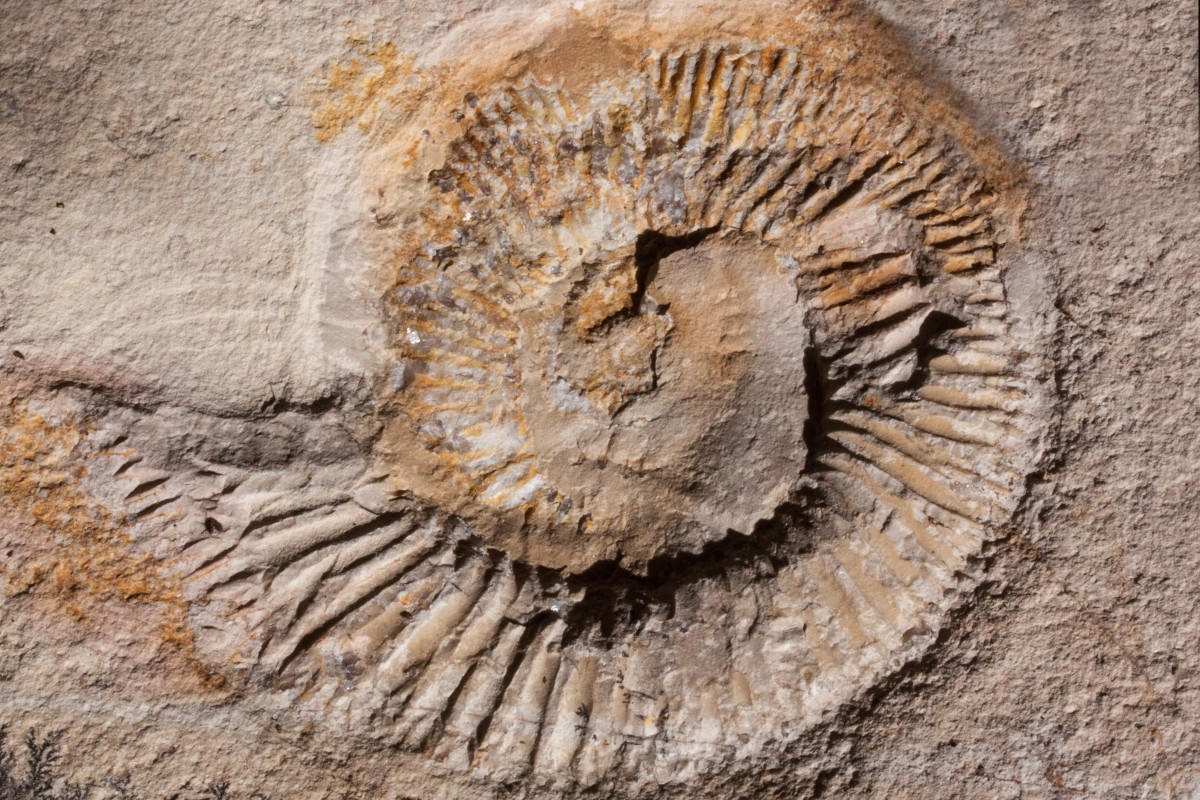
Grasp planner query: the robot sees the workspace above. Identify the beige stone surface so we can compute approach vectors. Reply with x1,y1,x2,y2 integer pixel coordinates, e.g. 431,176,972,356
0,0,1196,798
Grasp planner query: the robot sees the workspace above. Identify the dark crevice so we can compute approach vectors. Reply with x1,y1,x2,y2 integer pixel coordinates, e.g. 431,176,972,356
805,155,890,224
111,455,142,477
824,302,932,356
554,487,838,648
812,250,910,279
184,539,237,575
926,232,985,251
740,152,808,222
828,310,969,377
550,338,841,646
631,226,719,312
885,310,967,394
423,657,480,750
257,391,341,418
470,612,553,756
132,494,183,518
125,475,170,499
803,344,829,475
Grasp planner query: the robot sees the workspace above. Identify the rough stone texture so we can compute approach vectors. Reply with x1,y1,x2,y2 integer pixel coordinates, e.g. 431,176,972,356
0,1,1196,799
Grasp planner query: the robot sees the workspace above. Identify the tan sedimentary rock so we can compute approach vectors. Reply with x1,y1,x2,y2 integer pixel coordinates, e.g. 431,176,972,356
0,4,1054,795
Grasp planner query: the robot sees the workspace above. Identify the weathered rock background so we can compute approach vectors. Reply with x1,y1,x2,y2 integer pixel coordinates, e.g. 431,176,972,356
0,0,1196,798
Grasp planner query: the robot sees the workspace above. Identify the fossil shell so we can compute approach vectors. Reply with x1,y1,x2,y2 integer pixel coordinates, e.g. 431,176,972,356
55,36,1043,793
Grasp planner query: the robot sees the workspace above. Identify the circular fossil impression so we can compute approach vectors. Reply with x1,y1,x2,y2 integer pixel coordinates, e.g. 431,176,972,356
393,218,814,575
165,38,1042,791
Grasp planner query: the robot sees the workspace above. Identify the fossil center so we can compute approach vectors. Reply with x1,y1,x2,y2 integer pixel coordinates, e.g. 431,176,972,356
508,231,810,574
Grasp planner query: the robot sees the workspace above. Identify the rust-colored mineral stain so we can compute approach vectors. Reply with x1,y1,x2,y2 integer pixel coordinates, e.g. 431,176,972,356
0,400,218,686
312,37,425,143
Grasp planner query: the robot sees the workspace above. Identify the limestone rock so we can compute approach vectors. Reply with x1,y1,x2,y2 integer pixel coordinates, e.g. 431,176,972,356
0,1,1195,799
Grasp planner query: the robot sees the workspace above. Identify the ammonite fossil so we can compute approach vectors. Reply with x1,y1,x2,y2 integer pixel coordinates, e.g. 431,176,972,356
27,17,1046,796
